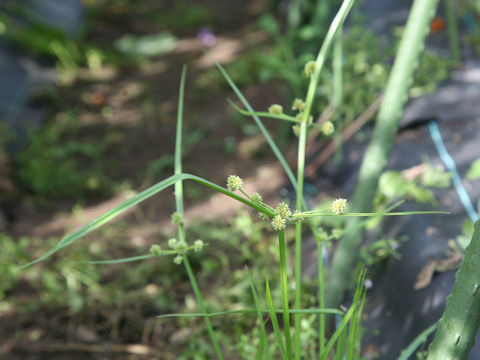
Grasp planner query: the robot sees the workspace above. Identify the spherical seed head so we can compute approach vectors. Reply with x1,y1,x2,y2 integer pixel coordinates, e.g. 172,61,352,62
332,229,342,239
176,240,188,254
227,175,243,191
317,229,328,242
171,212,183,225
292,124,300,137
168,238,178,249
292,210,304,223
150,244,162,256
193,239,204,252
304,61,316,77
292,98,305,111
331,198,348,215
268,104,283,115
271,215,286,231
275,201,292,219
322,121,335,136
295,112,313,124
173,255,183,265
251,192,263,203
259,212,269,221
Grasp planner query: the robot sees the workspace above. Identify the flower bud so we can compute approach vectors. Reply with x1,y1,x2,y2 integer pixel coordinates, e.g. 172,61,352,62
304,61,316,77
292,124,300,137
321,121,335,136
175,240,188,254
168,238,178,249
193,239,204,252
251,192,263,203
259,212,269,221
173,255,183,265
292,210,304,223
268,104,283,115
150,244,162,256
291,98,305,111
171,212,183,225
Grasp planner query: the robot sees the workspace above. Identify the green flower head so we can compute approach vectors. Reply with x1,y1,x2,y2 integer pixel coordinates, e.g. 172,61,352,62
251,192,263,203
171,212,183,225
304,60,316,77
321,121,335,136
259,212,269,221
271,215,286,231
331,198,348,215
292,124,301,137
168,238,178,249
227,175,243,192
275,201,292,219
295,112,313,124
291,98,305,111
150,244,162,256
268,104,283,115
173,255,183,265
175,240,188,254
292,210,304,223
193,239,204,252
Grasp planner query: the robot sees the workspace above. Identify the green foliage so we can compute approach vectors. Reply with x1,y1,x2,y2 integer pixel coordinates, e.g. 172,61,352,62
421,163,452,188
15,112,113,199
378,171,437,204
256,11,453,130
194,53,262,94
454,219,475,250
360,237,404,265
427,221,480,359
466,158,480,180
114,32,177,58
150,1,215,30
0,5,117,81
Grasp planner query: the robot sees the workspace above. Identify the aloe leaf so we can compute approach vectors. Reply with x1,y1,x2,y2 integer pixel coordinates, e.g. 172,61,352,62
427,221,480,359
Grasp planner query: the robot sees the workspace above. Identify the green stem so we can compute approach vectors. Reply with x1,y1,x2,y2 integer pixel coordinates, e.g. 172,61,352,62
333,27,343,109
293,2,355,357
318,241,325,359
278,230,293,360
183,256,223,359
303,0,356,120
294,118,307,359
174,66,223,359
427,221,480,359
326,0,440,313
444,0,461,64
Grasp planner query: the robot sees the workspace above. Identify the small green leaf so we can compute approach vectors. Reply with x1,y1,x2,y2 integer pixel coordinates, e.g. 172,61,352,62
421,163,452,188
378,171,436,204
466,159,480,180
114,32,176,57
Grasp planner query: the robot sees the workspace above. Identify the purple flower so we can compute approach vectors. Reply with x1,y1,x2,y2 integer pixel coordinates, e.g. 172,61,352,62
197,27,216,47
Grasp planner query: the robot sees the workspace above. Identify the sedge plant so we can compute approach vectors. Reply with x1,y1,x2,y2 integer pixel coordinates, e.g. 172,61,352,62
20,0,450,358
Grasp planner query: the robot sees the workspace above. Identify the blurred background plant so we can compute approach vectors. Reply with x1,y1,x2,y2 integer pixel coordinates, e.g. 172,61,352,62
1,0,479,358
